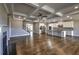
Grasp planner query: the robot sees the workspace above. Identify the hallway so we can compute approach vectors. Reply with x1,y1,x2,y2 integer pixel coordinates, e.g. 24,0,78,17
9,34,79,55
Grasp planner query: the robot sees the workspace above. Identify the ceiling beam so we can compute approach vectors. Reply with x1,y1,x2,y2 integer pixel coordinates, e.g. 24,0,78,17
3,3,9,13
29,3,45,16
11,3,15,19
47,4,78,19
13,12,27,17
11,3,14,13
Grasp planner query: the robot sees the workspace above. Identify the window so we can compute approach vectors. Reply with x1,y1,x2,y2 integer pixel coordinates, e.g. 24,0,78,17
0,26,2,33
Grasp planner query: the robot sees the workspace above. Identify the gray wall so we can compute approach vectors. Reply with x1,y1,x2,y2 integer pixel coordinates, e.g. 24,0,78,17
11,20,23,29
33,22,39,34
0,4,7,26
0,4,8,55
73,20,79,36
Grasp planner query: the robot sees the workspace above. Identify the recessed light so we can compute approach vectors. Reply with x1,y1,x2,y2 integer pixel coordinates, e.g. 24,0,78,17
67,16,70,18
18,16,21,19
56,12,63,16
23,17,26,19
30,16,35,18
70,17,72,19
74,6,78,9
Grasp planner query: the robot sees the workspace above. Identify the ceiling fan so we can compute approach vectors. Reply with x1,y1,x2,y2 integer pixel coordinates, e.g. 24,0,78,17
37,12,47,19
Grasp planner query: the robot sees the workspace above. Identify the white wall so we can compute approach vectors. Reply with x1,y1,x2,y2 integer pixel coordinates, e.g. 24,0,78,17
11,20,23,29
33,22,39,34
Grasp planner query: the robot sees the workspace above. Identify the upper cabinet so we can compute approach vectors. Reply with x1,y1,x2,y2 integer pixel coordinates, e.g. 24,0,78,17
0,4,7,26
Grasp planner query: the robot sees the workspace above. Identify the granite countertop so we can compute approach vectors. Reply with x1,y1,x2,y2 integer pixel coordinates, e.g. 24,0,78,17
47,27,73,32
10,28,30,37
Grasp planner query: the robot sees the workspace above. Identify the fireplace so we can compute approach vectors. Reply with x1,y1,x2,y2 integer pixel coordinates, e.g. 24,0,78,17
3,31,7,55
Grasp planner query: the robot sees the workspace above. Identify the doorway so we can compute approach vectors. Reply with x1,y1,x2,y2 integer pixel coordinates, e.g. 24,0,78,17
39,23,46,34
26,23,33,35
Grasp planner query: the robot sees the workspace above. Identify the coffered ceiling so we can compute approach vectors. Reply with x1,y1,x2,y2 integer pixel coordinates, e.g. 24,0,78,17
5,3,79,22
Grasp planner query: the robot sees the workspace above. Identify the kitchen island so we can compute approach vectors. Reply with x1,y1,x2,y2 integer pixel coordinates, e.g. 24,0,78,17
10,28,30,38
47,27,73,37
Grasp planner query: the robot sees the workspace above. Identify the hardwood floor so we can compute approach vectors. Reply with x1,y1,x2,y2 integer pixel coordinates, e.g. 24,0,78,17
9,33,79,55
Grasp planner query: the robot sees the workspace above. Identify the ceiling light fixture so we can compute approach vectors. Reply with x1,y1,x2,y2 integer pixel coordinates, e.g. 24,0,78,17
18,16,21,19
56,12,63,16
23,17,26,19
74,6,78,9
42,5,55,14
67,16,70,18
30,15,35,18
70,17,72,19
